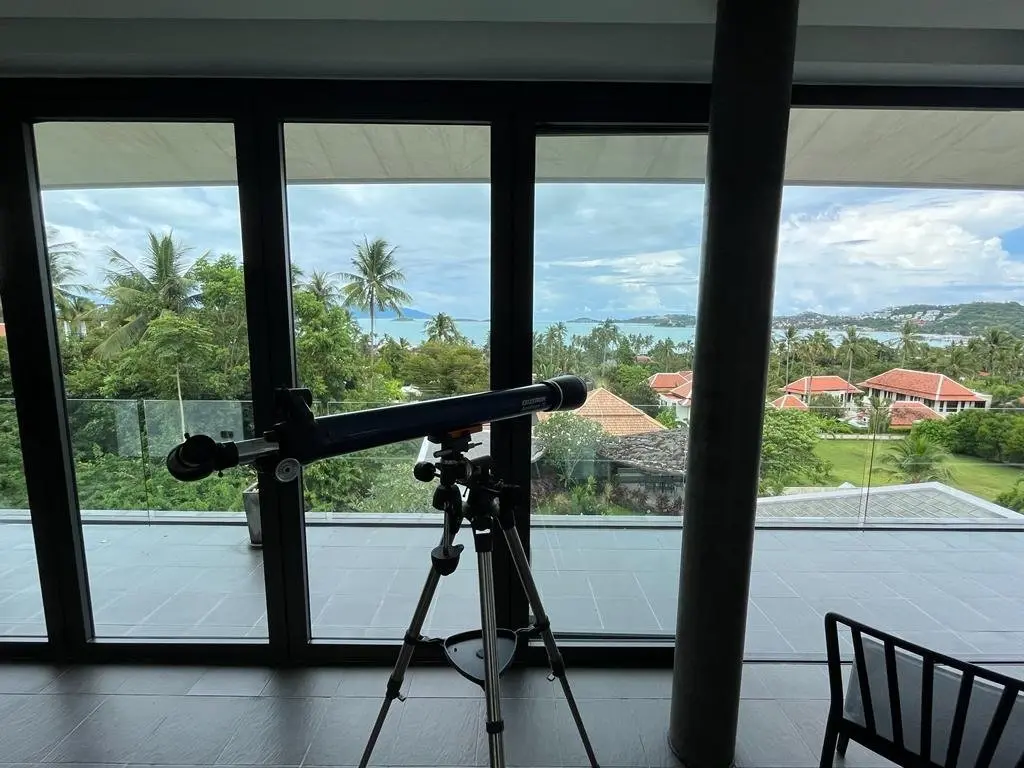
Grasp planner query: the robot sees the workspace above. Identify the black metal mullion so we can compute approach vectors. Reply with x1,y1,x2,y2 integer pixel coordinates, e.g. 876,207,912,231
0,119,93,658
234,117,310,661
489,115,536,631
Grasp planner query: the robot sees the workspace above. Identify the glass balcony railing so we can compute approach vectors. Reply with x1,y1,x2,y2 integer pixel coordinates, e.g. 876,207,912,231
1,398,1021,526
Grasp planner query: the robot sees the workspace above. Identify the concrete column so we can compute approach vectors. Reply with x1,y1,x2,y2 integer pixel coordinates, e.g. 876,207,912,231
669,0,799,766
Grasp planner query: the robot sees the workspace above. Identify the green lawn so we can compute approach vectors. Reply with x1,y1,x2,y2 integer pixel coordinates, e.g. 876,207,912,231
812,439,1022,503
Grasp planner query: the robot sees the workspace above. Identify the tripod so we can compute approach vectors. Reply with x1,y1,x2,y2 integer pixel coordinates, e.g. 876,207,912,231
357,429,600,768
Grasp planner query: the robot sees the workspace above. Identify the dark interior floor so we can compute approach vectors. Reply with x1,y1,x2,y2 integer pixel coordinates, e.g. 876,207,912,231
3,661,1021,767
0,662,901,768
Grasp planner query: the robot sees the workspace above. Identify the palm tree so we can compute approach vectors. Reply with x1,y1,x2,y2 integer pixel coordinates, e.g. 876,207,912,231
98,231,204,436
837,326,870,385
783,325,799,382
982,327,1010,375
867,396,891,435
303,270,340,306
880,433,952,484
895,320,920,366
944,342,971,380
59,295,96,339
341,238,412,366
98,231,202,357
45,228,90,324
424,312,463,345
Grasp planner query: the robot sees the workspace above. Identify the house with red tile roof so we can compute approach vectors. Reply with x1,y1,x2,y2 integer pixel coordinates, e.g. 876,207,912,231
536,387,665,436
888,401,943,429
647,370,692,394
781,375,862,404
858,368,989,415
770,394,810,411
651,371,694,421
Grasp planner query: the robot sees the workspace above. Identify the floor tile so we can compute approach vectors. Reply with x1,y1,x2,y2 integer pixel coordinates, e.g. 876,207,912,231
188,667,272,696
0,664,65,693
45,694,171,763
0,693,105,762
735,700,819,768
131,695,255,765
303,697,397,766
215,697,327,765
559,697,648,766
259,669,346,698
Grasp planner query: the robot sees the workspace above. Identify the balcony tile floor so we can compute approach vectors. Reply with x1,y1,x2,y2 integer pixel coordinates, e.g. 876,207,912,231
2,522,1023,661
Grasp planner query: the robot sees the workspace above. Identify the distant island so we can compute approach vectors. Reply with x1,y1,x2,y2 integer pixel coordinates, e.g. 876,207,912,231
772,302,1024,336
350,307,430,320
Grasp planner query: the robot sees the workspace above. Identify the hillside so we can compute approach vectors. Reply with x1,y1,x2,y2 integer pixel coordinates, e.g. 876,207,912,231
774,302,1024,336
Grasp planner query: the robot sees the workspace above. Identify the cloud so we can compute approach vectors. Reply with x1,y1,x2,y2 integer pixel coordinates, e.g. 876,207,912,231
37,180,1024,324
775,187,1024,313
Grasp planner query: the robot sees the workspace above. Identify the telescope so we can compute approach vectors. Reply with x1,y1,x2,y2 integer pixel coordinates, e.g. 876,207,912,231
166,374,587,483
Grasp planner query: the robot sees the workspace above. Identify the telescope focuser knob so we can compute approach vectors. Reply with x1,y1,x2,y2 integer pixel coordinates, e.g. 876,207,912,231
413,461,437,482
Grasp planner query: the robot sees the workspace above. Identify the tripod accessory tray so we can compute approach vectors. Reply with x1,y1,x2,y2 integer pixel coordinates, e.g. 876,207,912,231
443,628,518,686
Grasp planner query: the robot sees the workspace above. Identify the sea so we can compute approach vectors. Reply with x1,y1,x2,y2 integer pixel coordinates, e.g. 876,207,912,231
358,319,970,349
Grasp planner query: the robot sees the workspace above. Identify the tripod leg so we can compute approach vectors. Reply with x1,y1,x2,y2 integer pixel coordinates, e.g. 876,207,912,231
502,524,601,768
357,566,441,768
474,532,507,768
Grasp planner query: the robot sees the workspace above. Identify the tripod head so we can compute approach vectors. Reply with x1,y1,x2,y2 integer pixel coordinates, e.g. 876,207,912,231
412,426,520,522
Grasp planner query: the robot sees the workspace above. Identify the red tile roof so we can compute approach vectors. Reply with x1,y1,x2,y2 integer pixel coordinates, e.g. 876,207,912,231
537,387,666,436
647,370,692,391
770,394,809,411
858,369,984,402
668,379,694,400
782,375,862,395
889,401,942,428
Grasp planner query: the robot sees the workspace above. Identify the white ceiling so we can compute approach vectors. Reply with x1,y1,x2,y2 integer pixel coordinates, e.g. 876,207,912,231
32,109,1024,190
2,0,1024,83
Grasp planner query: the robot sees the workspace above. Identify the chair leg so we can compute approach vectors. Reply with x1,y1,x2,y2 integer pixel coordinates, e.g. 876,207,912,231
837,734,850,757
820,723,840,768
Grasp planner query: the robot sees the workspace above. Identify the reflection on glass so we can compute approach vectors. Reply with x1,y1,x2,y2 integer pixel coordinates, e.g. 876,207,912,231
34,122,267,639
0,301,47,639
530,134,705,637
283,123,491,639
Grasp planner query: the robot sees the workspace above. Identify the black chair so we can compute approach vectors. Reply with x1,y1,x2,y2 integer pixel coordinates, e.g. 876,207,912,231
822,613,1024,768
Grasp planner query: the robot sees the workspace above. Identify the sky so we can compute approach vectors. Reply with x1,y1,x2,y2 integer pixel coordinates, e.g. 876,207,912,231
40,182,1024,323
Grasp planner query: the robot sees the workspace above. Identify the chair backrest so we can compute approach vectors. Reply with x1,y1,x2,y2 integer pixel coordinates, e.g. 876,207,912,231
825,613,1024,768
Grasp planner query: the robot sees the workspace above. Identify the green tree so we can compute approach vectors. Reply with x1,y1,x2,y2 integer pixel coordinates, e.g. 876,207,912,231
837,326,870,385
982,327,1011,374
341,237,412,370
378,336,412,381
45,227,90,328
191,255,251,398
880,433,952,484
98,231,203,357
909,418,953,449
293,289,364,404
868,396,892,434
944,342,972,380
401,343,488,396
606,363,659,409
424,312,465,345
759,408,831,494
895,320,920,366
783,325,799,382
303,270,340,306
655,408,679,428
535,412,606,487
996,479,1024,513
808,393,845,421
